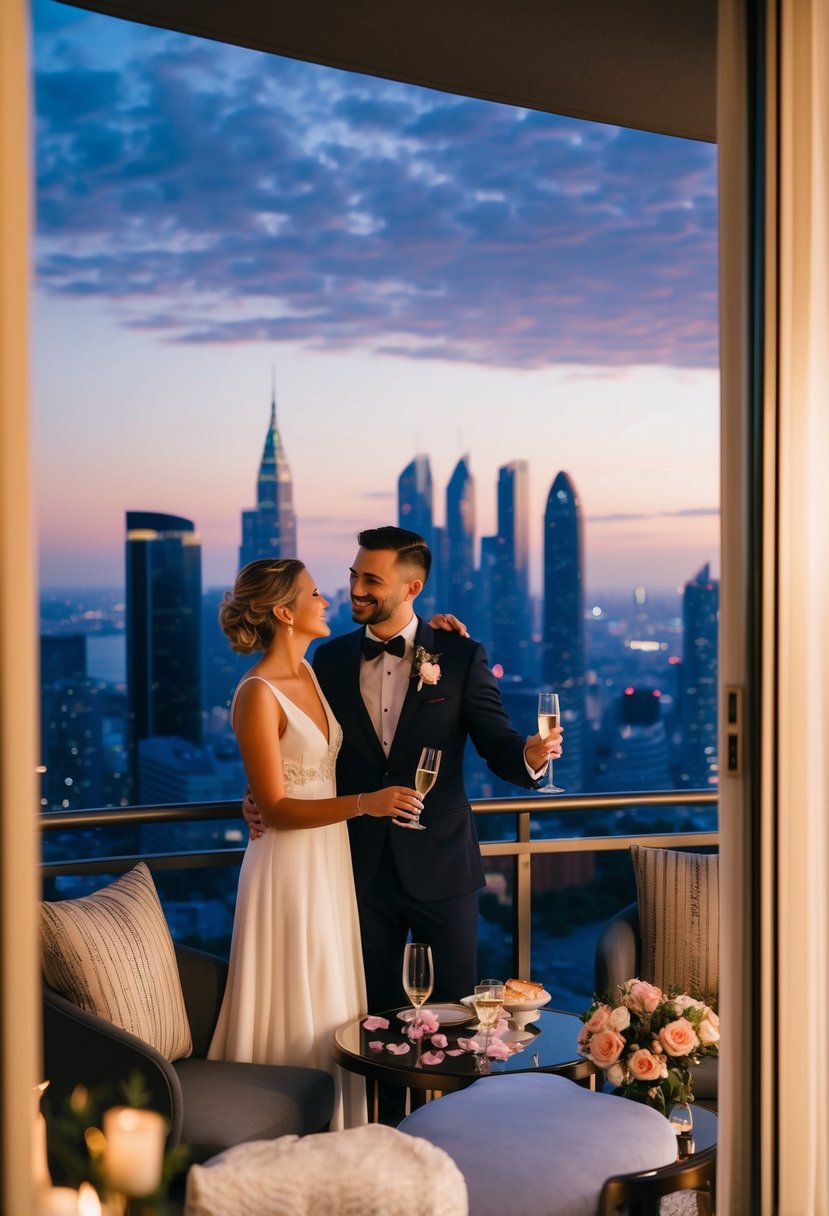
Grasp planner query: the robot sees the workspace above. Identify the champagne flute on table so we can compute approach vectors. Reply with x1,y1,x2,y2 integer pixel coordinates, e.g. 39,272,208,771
393,747,441,830
537,692,564,793
472,981,505,1068
402,942,434,1031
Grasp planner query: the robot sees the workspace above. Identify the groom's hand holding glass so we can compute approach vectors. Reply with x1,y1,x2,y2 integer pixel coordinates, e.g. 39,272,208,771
522,720,563,776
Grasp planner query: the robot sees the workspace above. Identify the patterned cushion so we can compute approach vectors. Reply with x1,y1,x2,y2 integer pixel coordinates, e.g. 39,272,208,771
631,845,719,1000
40,863,192,1061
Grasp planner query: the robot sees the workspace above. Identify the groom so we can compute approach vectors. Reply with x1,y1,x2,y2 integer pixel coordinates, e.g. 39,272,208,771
310,525,560,1016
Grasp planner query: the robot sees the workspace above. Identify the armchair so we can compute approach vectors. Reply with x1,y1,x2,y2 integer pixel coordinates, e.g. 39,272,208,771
43,944,335,1164
594,845,719,1105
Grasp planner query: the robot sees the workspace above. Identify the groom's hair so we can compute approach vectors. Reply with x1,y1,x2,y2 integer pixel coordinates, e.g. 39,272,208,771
357,526,432,583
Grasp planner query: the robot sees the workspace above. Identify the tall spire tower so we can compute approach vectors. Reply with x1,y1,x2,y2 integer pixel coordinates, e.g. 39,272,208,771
239,383,297,568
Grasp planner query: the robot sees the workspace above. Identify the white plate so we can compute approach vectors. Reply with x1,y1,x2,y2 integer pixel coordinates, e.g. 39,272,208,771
396,1003,473,1027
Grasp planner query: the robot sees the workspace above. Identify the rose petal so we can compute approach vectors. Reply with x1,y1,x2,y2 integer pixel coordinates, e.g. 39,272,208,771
386,1042,411,1056
421,1051,446,1066
486,1039,512,1060
363,1016,390,1031
445,1049,465,1057
457,1036,483,1053
430,1033,448,1048
368,1040,385,1052
407,1025,427,1041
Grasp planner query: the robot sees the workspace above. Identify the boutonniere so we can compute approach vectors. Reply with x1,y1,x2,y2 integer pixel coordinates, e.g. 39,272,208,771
411,645,442,692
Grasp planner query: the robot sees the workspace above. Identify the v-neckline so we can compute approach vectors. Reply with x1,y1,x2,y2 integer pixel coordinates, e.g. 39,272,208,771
258,661,331,746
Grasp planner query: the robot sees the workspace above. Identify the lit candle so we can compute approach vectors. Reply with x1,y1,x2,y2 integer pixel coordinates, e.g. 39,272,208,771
33,1080,52,1195
103,1107,165,1198
36,1187,79,1216
77,1182,103,1216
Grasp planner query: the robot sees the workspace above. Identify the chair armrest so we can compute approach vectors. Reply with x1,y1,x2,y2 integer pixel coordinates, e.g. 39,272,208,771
42,984,184,1147
594,903,641,995
174,944,228,1058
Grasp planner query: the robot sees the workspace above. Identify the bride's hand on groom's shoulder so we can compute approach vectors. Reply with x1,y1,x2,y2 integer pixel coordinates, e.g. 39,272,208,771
242,788,267,839
429,612,469,638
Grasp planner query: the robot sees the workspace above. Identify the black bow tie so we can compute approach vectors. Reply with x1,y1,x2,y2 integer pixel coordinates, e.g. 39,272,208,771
362,634,406,661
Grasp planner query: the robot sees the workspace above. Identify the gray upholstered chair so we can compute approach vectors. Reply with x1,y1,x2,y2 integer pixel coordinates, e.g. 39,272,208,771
43,942,335,1164
594,844,719,1105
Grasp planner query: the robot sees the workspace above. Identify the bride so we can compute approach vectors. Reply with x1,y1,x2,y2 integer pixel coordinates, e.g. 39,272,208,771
208,558,423,1129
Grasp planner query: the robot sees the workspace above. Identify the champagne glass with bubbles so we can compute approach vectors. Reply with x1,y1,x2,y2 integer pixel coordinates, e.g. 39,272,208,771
402,942,434,1030
537,692,564,793
472,980,505,1068
394,747,441,830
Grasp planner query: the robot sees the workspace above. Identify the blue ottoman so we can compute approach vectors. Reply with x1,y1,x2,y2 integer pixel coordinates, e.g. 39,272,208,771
399,1074,678,1216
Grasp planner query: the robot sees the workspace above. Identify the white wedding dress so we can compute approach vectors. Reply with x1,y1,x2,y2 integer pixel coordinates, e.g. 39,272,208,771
208,662,367,1129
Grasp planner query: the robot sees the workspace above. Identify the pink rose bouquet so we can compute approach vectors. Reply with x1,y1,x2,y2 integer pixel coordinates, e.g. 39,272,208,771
578,978,719,1116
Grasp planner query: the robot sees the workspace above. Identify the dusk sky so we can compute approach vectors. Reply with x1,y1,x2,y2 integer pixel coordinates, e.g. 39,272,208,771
31,0,720,598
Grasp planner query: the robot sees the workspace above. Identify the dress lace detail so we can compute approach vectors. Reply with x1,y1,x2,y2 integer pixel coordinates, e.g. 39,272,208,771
282,722,343,791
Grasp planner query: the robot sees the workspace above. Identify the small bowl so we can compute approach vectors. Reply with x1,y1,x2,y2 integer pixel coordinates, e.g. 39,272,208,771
502,990,552,1038
501,989,552,1015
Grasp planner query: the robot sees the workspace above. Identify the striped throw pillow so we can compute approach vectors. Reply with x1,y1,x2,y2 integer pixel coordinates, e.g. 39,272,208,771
41,862,192,1061
631,845,719,1001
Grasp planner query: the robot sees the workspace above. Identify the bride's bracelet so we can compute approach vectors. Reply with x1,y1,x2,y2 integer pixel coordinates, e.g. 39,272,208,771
355,793,365,817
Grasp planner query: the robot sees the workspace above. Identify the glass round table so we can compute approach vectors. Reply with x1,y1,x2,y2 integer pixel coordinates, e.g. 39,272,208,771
333,1006,598,1119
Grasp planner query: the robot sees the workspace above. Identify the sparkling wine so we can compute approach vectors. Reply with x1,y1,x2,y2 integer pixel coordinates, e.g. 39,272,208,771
404,984,432,1006
394,747,441,830
537,712,559,738
415,767,438,796
472,996,503,1027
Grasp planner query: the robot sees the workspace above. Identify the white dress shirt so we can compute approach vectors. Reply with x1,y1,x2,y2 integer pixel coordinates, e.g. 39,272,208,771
359,616,419,755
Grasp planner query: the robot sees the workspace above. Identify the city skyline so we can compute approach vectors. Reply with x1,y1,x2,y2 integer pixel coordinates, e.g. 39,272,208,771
32,0,720,597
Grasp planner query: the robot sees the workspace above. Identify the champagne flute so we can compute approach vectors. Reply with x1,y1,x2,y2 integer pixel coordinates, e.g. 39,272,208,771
472,981,505,1066
393,746,441,830
402,942,434,1030
537,692,564,793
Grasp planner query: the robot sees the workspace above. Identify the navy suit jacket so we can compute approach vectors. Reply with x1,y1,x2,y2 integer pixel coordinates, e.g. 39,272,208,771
312,617,537,904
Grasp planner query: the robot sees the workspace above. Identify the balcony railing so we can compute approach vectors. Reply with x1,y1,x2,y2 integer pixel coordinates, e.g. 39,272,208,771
40,789,718,984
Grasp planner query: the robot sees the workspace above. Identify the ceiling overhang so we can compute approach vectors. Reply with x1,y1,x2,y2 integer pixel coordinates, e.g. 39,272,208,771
62,0,717,143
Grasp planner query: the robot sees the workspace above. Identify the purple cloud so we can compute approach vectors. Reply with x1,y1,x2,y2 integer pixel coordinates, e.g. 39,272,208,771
33,6,718,369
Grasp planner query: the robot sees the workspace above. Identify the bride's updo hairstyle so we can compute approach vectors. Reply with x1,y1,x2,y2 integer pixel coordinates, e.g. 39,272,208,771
220,558,306,654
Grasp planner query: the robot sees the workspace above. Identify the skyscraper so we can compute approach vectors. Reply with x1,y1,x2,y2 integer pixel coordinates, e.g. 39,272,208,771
239,387,297,569
542,471,586,787
680,563,719,787
542,472,584,688
445,456,476,631
398,454,433,541
38,634,107,811
492,460,531,678
126,511,202,800
398,454,435,614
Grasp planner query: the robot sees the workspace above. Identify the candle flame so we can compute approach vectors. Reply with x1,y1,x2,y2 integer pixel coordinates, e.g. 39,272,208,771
78,1181,102,1216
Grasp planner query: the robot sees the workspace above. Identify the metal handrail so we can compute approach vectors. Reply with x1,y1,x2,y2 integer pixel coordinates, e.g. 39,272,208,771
40,789,719,976
39,788,717,831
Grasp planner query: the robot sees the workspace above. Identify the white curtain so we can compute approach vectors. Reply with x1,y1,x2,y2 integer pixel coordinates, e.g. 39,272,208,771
0,0,41,1212
718,0,829,1211
775,1,829,1211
